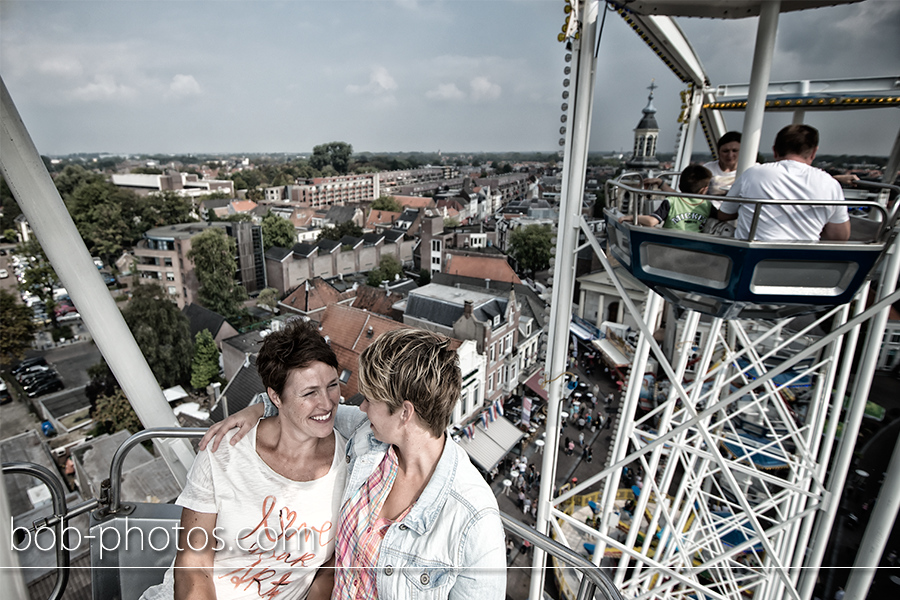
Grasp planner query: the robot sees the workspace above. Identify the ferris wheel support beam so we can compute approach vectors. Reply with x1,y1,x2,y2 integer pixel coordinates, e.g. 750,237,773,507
529,2,601,598
844,240,900,597
737,0,780,177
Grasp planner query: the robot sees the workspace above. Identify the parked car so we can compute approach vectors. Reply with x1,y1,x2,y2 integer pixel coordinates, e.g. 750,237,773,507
99,271,116,286
16,364,53,382
27,377,63,398
12,356,47,376
0,380,11,405
57,312,82,323
21,372,59,390
55,303,77,316
0,268,8,279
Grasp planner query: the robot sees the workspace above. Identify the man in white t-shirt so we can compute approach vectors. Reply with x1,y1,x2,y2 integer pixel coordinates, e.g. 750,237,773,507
718,124,850,242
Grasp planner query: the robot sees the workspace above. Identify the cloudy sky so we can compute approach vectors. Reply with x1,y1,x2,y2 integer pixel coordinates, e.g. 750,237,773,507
2,0,898,157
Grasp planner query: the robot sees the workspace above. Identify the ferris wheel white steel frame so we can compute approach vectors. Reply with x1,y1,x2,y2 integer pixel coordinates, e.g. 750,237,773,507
529,2,900,599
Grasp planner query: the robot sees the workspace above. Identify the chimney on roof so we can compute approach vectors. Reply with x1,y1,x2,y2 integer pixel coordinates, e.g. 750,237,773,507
367,326,374,338
464,300,473,318
486,278,491,289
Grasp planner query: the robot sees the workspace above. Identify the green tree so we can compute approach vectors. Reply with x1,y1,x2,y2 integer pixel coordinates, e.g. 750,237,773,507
261,212,296,251
444,218,460,229
91,389,143,436
16,238,59,322
317,221,363,241
52,164,103,202
367,254,403,286
418,269,431,286
310,142,353,174
122,284,194,388
190,329,220,390
187,228,248,319
257,287,280,313
508,224,554,277
66,181,145,265
372,195,402,212
142,191,196,227
0,289,37,366
1,177,23,235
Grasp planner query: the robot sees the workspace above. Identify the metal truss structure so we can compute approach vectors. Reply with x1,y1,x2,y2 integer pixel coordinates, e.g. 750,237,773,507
530,2,900,599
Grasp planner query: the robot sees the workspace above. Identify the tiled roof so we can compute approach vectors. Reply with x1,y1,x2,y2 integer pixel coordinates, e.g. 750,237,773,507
383,230,405,243
316,239,341,253
362,232,384,246
183,303,229,339
292,242,317,257
394,195,435,209
231,200,258,213
405,293,464,327
325,204,357,224
366,210,399,228
266,246,292,261
211,354,265,422
281,277,354,314
445,254,521,284
350,284,407,318
339,235,363,249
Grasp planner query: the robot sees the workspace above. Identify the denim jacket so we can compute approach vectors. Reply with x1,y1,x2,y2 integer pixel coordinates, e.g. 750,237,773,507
258,397,507,599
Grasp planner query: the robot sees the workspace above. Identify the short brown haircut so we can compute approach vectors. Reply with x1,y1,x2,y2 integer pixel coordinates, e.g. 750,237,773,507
358,328,460,437
256,319,339,396
678,164,713,194
716,131,741,150
773,124,818,158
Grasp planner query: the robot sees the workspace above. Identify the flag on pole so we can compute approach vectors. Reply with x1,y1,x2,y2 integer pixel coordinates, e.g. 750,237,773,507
495,398,504,417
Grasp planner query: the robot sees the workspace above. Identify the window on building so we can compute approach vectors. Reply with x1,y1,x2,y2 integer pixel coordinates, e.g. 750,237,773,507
487,373,493,393
490,343,495,363
432,256,440,266
164,258,173,267
166,272,175,281
693,332,703,349
431,239,441,253
505,333,513,354
891,332,900,344
167,286,177,295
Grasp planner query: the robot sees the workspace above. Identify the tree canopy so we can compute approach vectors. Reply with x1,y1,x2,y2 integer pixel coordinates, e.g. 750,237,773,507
90,389,143,436
257,287,280,313
310,142,353,174
508,224,554,276
0,289,37,366
16,238,59,321
372,195,402,212
190,329,220,390
261,211,296,251
367,254,403,286
317,221,363,241
121,284,194,388
187,228,248,319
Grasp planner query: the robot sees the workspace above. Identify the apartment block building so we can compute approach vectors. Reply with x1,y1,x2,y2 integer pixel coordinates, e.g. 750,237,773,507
289,174,378,208
264,230,415,295
400,283,521,403
134,221,265,308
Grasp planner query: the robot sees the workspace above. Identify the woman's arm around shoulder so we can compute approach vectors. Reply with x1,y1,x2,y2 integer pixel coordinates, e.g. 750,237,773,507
198,402,266,452
173,508,218,600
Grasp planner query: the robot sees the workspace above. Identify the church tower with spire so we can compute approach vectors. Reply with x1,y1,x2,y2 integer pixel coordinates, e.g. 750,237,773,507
625,81,660,170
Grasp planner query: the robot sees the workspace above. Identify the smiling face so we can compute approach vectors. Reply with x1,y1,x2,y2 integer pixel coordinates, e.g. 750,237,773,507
718,141,741,171
270,361,340,441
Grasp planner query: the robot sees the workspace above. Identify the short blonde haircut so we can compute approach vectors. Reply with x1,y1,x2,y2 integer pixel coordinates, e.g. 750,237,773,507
358,329,461,437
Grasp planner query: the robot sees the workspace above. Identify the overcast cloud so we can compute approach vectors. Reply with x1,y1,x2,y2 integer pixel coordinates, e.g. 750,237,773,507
1,0,897,157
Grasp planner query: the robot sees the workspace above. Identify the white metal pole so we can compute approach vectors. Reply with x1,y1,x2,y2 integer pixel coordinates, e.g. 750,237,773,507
844,238,900,597
530,3,600,599
0,76,194,485
737,0,780,177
